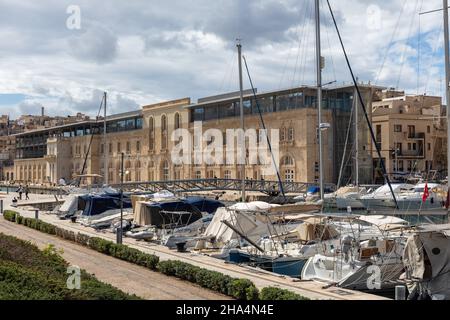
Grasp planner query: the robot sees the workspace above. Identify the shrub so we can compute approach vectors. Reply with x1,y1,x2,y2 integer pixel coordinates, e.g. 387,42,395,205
88,237,112,254
259,287,309,301
76,233,90,247
227,279,259,300
2,211,17,222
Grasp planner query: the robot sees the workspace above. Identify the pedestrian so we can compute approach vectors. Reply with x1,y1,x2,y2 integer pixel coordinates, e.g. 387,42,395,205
25,185,30,200
17,185,23,200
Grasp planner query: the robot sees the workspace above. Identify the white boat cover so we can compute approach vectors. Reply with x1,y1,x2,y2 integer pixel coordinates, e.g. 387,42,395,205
357,215,408,227
201,207,268,246
58,194,80,215
229,201,279,211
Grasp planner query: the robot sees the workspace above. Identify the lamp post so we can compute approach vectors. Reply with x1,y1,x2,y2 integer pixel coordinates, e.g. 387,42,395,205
117,152,125,244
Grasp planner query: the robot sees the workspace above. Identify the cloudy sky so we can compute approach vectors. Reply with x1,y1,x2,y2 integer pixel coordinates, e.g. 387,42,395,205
0,0,447,118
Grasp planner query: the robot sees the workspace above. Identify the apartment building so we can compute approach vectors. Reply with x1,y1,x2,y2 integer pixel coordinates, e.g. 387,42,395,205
371,92,447,182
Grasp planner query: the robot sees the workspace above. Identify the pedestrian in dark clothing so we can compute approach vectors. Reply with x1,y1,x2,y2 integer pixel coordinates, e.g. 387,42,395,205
25,186,30,200
17,185,23,200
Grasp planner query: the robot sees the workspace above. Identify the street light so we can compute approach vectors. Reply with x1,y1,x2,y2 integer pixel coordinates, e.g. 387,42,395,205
117,152,129,244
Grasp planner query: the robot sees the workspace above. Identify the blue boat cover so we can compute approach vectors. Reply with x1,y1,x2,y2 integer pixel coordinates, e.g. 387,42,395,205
185,197,224,214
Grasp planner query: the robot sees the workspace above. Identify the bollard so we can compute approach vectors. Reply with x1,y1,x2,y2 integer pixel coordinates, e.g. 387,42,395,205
395,285,406,301
116,228,123,244
0,199,3,214
35,209,39,220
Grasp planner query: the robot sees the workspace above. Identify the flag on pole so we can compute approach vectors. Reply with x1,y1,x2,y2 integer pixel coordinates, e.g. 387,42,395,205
422,183,429,203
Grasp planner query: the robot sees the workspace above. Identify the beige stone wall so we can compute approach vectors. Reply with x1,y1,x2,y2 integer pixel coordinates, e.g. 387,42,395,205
371,95,446,179
14,158,48,184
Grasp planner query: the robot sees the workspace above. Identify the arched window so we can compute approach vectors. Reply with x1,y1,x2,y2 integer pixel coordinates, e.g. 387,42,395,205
282,155,295,166
280,127,286,141
195,170,202,179
288,127,295,141
161,115,168,150
162,160,170,181
174,113,181,130
149,117,155,151
161,115,167,132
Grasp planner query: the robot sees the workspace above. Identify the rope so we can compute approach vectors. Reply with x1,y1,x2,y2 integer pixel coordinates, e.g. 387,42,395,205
326,0,399,209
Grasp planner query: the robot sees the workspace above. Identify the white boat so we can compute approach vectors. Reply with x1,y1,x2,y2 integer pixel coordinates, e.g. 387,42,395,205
396,183,446,210
360,183,415,209
301,237,406,291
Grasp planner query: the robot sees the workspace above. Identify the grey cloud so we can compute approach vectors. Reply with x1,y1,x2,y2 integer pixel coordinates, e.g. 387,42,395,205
67,23,118,64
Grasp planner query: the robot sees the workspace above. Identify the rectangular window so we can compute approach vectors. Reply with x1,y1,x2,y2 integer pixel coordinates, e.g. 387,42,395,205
427,126,431,134
408,125,415,138
394,125,402,133
126,142,131,153
428,143,431,151
376,125,382,143
109,143,112,154
136,141,141,153
117,142,121,153
100,144,104,154
192,108,204,122
395,143,402,155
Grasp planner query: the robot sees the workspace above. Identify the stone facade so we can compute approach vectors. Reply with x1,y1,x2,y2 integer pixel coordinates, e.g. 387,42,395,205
371,93,447,182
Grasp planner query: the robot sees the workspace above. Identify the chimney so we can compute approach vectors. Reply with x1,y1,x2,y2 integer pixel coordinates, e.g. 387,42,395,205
41,106,45,117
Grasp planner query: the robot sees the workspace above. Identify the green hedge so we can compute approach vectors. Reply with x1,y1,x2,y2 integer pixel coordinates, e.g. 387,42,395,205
2,211,308,301
2,211,16,222
260,287,310,300
157,260,259,300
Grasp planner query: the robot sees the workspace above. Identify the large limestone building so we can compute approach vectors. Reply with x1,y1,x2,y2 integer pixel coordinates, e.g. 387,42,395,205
9,84,445,187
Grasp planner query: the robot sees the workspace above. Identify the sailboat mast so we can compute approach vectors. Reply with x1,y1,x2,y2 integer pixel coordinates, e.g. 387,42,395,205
354,86,359,190
443,0,450,209
237,40,246,201
315,0,324,201
103,91,108,186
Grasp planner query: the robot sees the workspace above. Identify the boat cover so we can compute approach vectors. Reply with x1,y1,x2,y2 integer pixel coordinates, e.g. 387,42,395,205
185,197,224,214
133,200,202,227
403,226,450,299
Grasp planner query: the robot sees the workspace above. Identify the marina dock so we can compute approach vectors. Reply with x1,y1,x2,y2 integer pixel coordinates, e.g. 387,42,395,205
0,193,388,300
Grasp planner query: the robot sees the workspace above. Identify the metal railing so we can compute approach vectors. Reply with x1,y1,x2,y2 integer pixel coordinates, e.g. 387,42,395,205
108,178,336,195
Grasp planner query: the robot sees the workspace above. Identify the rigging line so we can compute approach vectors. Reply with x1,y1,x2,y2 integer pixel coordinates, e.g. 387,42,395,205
243,56,286,200
375,0,408,84
77,94,106,187
299,1,315,86
417,0,424,95
219,45,238,93
326,0,399,209
321,0,337,85
292,0,312,88
337,97,355,189
423,26,444,95
279,0,309,89
396,0,421,90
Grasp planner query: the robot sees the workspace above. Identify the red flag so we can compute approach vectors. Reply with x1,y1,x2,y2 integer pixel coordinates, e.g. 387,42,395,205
422,183,429,203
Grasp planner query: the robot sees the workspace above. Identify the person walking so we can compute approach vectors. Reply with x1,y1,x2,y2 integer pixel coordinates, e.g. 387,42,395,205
17,185,23,200
24,185,30,200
